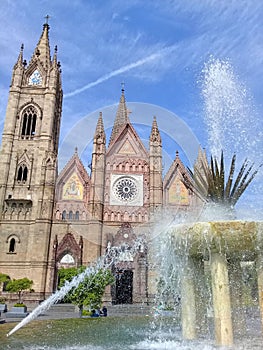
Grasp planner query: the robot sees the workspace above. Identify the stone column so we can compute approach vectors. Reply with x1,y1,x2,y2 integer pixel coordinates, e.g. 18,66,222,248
210,252,233,346
228,258,246,337
256,253,263,332
181,258,197,340
195,259,209,336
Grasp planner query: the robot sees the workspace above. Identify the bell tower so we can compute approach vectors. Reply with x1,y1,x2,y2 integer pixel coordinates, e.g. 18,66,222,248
0,21,63,299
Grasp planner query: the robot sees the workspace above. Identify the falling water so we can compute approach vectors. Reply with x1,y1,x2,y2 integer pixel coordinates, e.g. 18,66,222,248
6,239,144,337
201,57,263,217
201,57,261,161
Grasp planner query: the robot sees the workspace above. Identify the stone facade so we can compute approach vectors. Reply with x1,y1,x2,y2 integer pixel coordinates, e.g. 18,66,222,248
0,24,201,304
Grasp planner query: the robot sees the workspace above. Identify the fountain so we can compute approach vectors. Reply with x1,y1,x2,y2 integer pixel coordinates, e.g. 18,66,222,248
151,58,263,347
2,59,263,349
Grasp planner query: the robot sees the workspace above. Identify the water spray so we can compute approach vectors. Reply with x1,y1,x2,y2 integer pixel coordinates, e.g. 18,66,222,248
6,238,145,337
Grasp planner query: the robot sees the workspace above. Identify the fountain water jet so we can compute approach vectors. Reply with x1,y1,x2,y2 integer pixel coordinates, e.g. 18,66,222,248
151,58,263,347
6,239,144,337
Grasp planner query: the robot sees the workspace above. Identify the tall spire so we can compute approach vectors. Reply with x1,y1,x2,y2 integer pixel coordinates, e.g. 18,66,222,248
52,45,58,65
93,112,106,154
150,116,162,144
95,112,105,138
109,87,130,146
14,44,24,68
29,21,51,70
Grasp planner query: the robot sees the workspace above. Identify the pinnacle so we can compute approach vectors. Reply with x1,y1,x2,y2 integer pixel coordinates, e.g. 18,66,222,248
150,116,161,144
109,89,130,145
29,22,51,70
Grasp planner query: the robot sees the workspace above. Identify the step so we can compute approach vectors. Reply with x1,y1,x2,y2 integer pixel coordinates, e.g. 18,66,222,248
47,304,77,313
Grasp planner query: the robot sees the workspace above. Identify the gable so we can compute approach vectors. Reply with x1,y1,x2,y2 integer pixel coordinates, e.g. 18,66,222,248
56,152,90,201
118,139,136,155
107,123,148,159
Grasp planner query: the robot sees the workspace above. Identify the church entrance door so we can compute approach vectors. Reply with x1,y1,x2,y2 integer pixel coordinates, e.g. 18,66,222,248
115,269,133,304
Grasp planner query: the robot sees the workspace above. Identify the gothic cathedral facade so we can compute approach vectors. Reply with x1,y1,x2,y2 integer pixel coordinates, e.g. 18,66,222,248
0,24,201,304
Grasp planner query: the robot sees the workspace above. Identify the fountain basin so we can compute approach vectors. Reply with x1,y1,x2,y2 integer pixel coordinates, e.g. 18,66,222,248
168,220,263,346
171,221,263,259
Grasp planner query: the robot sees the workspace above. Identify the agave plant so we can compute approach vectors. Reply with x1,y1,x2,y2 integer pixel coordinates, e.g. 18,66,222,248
188,151,261,207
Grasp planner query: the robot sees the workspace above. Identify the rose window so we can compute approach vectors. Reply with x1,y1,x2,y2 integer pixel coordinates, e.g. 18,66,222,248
113,177,138,202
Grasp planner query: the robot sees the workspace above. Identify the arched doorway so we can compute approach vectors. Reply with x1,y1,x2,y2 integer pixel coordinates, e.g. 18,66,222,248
52,232,83,291
114,268,133,304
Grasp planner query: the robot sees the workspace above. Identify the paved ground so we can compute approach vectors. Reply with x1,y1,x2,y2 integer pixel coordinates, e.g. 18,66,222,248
0,303,153,323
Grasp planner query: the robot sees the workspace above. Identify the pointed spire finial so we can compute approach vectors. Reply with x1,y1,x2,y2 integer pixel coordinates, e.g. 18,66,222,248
109,89,130,145
14,43,24,68
74,146,78,154
52,45,58,65
121,81,125,93
29,18,51,69
150,116,162,144
43,15,50,31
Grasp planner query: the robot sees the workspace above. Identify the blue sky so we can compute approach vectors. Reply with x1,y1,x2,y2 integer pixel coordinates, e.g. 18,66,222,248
0,0,262,215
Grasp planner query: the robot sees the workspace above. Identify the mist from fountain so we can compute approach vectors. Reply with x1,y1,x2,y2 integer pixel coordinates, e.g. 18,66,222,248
201,57,261,160
150,58,263,347
201,57,263,219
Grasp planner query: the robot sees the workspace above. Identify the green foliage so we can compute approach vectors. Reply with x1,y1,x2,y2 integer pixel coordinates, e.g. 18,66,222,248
188,151,261,207
5,277,33,303
81,309,92,316
0,273,10,283
58,267,114,312
13,303,26,307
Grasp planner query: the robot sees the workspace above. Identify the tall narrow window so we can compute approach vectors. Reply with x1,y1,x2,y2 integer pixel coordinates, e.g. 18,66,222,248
69,211,73,220
17,165,28,182
75,211,79,221
21,106,37,139
62,210,66,220
17,167,23,181
9,238,16,253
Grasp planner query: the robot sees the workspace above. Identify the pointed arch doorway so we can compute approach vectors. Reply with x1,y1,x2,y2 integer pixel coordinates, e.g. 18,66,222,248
52,232,83,291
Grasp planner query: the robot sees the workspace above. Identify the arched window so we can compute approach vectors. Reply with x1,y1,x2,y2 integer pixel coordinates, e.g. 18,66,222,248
21,106,37,139
17,164,28,182
62,210,66,220
69,211,73,220
9,238,16,253
60,254,75,264
75,211,79,221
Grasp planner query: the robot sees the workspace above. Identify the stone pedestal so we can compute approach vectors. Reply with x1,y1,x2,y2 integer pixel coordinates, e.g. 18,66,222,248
228,258,246,337
257,254,263,332
211,252,233,346
181,258,197,340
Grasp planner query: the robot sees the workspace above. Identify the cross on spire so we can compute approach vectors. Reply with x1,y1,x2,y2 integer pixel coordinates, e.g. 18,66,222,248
44,15,50,24
121,81,125,92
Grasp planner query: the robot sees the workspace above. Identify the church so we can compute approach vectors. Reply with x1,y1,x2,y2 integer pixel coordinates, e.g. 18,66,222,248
0,23,203,304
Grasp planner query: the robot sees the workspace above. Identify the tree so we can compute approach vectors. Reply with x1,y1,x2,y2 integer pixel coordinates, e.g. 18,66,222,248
0,273,10,284
0,273,10,301
58,267,114,315
5,277,33,304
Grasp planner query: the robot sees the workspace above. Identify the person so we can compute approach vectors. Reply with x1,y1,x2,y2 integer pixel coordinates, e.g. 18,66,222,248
91,309,99,317
102,306,107,317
